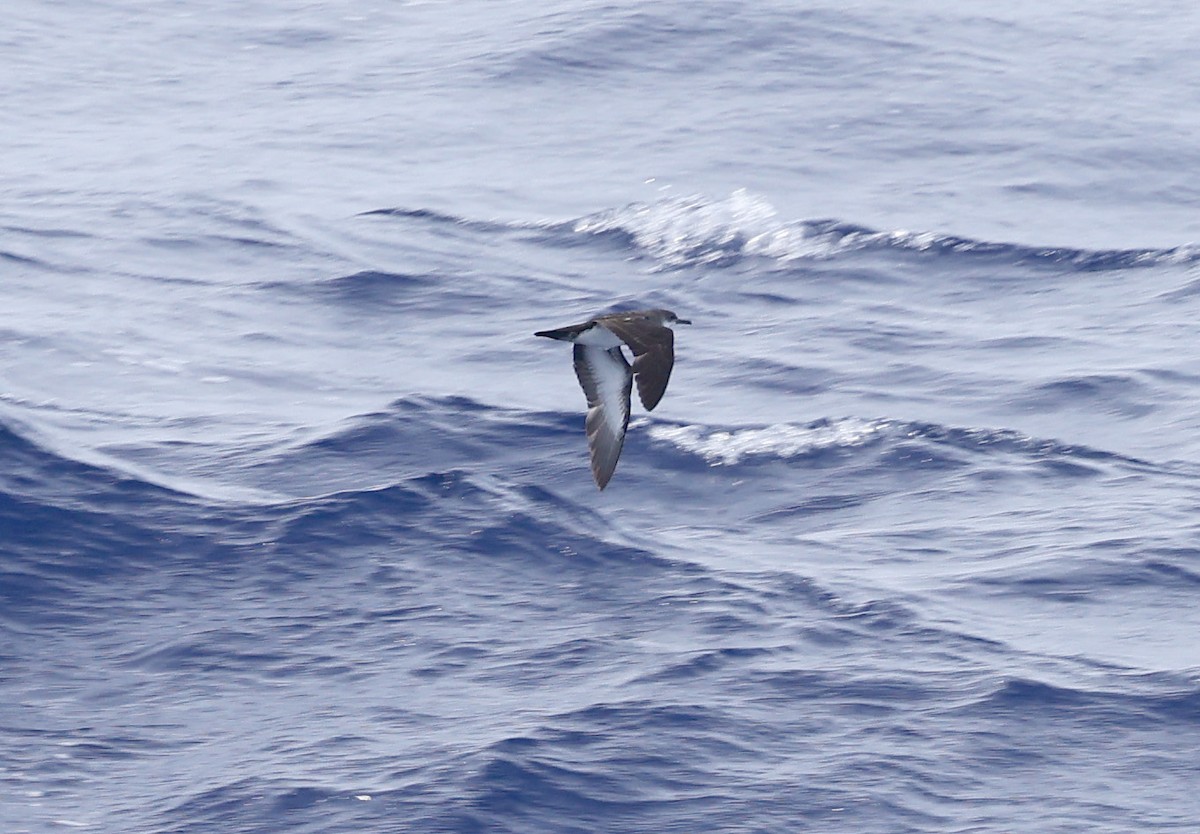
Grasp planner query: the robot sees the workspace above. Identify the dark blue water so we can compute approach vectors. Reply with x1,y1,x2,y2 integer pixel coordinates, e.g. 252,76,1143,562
5,2,1200,831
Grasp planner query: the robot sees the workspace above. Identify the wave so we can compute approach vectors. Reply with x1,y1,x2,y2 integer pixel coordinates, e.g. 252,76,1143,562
237,398,1178,516
0,392,1182,632
0,394,1163,513
570,190,1200,270
960,674,1200,727
485,5,913,84
363,191,1200,274
648,417,887,466
273,396,1148,480
0,404,672,622
647,415,1149,472
357,206,513,235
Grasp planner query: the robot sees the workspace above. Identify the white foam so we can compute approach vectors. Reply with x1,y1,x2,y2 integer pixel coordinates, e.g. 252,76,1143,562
649,418,886,465
573,189,836,267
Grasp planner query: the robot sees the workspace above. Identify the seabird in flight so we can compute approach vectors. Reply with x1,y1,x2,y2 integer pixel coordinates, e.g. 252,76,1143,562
535,309,691,489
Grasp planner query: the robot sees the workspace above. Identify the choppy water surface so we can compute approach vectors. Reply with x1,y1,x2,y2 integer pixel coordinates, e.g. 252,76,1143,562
4,2,1200,832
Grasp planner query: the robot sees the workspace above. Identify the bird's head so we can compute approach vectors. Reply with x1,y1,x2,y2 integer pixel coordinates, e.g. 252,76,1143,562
661,310,692,326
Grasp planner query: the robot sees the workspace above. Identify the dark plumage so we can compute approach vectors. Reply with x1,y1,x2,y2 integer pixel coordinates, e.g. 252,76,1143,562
536,309,690,489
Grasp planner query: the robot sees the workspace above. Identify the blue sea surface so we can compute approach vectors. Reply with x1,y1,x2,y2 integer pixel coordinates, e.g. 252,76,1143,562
4,2,1200,831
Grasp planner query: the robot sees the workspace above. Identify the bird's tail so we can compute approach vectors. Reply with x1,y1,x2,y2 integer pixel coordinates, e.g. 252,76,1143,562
534,325,583,341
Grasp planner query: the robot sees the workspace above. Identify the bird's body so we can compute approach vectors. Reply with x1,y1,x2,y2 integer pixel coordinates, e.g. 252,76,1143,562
535,309,690,489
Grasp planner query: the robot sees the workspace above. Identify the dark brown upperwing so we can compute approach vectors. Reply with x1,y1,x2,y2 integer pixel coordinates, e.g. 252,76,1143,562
599,316,676,411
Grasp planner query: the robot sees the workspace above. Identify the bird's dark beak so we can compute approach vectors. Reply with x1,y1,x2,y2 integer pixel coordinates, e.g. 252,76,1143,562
677,318,692,325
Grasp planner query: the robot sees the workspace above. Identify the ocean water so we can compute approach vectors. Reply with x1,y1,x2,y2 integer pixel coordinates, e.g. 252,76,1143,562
4,1,1200,831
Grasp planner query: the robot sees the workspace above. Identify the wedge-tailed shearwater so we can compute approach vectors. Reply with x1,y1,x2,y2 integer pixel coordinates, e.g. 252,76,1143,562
535,309,691,489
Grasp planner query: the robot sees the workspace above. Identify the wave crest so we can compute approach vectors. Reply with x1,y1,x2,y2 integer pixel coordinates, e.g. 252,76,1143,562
649,418,886,465
648,416,1147,473
571,190,1200,271
363,192,1200,272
